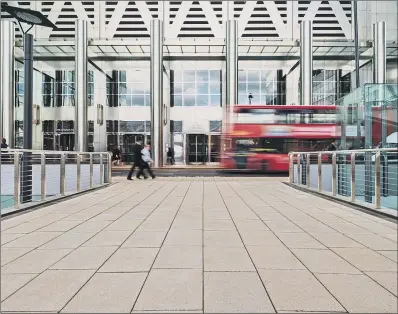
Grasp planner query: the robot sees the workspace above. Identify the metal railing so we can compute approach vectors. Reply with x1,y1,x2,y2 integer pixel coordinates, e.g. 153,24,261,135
1,149,112,213
289,148,398,211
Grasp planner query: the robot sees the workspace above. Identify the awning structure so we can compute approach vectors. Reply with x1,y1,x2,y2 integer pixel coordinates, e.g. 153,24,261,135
14,37,398,60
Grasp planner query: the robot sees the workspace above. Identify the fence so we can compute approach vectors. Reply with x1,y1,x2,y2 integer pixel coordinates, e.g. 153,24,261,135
288,148,398,212
1,149,112,214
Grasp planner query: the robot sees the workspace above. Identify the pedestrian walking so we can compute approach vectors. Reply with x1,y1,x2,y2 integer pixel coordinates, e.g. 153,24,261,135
136,143,156,179
127,140,143,180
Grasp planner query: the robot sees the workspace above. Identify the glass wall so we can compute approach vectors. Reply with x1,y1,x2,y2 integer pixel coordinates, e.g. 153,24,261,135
170,70,221,107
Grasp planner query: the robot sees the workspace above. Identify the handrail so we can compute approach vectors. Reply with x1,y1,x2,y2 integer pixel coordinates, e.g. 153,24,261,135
288,148,398,213
1,150,113,213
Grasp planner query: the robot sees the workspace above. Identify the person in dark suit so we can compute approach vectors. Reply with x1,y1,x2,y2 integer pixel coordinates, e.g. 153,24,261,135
127,140,143,180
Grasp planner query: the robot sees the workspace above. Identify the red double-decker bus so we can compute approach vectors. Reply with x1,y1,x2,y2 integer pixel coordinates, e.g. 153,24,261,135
220,105,337,172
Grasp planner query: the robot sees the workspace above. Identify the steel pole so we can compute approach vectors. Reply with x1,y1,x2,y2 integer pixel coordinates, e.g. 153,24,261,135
353,1,360,89
225,20,238,126
150,19,164,167
300,20,313,105
21,33,34,203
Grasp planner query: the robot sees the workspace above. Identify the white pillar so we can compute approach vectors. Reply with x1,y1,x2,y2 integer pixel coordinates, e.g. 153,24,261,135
1,21,15,147
225,20,238,126
373,21,386,84
150,19,164,167
75,20,88,151
300,20,313,105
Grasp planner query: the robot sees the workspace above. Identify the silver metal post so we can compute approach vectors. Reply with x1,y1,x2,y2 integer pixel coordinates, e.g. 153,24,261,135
289,153,293,183
100,153,104,184
60,154,66,196
300,20,313,105
76,153,81,191
375,151,381,209
75,20,88,152
1,21,15,146
13,152,20,209
373,22,386,84
332,153,337,196
297,153,301,184
89,153,94,188
150,19,164,167
108,153,112,183
306,153,310,188
225,20,238,127
41,153,46,201
317,153,322,192
350,152,356,201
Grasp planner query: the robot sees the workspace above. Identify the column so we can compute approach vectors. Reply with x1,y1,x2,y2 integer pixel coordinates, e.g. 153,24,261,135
225,20,238,126
373,21,386,84
1,21,15,147
75,20,88,152
150,19,164,167
300,20,313,105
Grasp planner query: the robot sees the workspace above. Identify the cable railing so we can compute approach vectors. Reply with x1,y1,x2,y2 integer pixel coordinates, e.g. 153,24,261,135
1,149,112,214
288,148,398,213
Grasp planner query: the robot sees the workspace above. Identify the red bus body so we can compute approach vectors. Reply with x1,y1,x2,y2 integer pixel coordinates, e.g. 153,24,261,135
220,105,337,172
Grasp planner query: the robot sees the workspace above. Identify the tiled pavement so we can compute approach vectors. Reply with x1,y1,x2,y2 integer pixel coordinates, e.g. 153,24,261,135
1,177,397,313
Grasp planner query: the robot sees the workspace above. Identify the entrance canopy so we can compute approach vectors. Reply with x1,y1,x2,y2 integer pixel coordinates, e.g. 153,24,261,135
14,38,398,60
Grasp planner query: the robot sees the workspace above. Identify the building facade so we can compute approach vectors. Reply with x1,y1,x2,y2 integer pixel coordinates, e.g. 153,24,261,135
1,1,397,165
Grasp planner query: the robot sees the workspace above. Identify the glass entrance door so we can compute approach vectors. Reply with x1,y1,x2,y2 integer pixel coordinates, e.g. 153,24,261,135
209,134,221,162
55,134,75,151
187,134,208,164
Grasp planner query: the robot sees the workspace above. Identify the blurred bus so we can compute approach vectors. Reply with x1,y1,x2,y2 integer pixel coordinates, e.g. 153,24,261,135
220,105,337,172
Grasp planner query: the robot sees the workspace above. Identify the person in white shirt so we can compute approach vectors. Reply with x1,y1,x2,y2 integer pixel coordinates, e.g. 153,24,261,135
136,143,156,179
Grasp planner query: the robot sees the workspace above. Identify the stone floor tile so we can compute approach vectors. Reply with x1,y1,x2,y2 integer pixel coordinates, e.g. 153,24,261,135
171,218,202,230
239,230,284,246
2,249,72,274
1,273,37,301
82,230,132,247
68,220,112,233
138,220,173,232
153,246,202,269
259,269,344,312
99,247,158,272
247,246,305,270
104,219,142,231
51,246,117,270
133,269,202,311
354,221,397,234
2,232,62,248
377,250,398,262
164,230,202,246
316,273,398,313
122,231,167,247
204,211,230,220
204,230,243,247
348,233,398,250
1,247,32,266
40,232,95,249
276,232,326,249
1,233,25,245
204,272,274,313
233,219,269,231
203,219,235,231
38,220,83,232
61,272,146,313
310,232,365,248
332,247,398,272
176,211,203,220
265,220,305,233
366,271,398,296
292,248,361,274
1,270,94,312
204,247,255,271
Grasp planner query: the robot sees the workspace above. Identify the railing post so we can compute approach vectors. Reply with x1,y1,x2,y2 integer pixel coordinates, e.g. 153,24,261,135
13,152,20,209
41,153,46,201
60,153,66,196
306,153,310,188
76,153,81,191
108,153,113,183
332,153,337,196
375,151,381,209
289,153,293,183
297,153,301,184
317,153,322,192
89,153,94,188
350,152,356,202
100,153,104,185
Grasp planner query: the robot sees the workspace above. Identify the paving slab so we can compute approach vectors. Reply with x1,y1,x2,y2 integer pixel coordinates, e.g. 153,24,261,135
1,247,33,266
239,230,284,246
204,247,255,271
153,246,202,269
365,271,398,296
377,250,398,262
1,273,37,301
276,232,326,249
122,231,167,247
204,230,243,247
2,232,62,248
40,232,95,249
316,273,398,313
61,272,146,313
82,230,132,247
247,246,305,270
204,272,274,313
164,230,202,246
